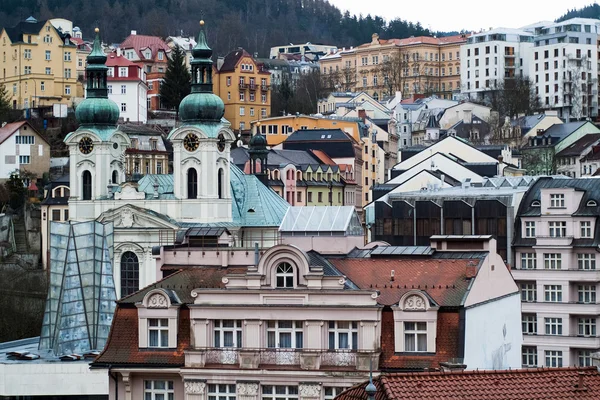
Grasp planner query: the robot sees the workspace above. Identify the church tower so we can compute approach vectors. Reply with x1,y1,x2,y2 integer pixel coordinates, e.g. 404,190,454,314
168,21,235,221
64,28,128,208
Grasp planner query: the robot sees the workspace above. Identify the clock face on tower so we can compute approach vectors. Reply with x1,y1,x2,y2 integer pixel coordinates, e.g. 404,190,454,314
184,133,200,152
217,133,226,152
78,136,94,155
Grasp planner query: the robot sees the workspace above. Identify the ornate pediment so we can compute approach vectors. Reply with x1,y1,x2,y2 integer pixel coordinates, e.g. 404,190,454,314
114,184,145,200
97,205,179,230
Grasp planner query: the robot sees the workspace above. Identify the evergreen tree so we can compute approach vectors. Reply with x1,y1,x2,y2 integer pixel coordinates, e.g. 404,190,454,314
0,83,10,123
159,45,191,120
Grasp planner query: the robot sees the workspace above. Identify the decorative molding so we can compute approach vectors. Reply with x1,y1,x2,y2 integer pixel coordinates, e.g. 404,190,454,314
147,293,168,308
237,382,259,396
222,277,229,284
181,157,202,167
115,185,145,201
190,290,199,298
299,384,321,398
404,294,426,310
184,380,206,395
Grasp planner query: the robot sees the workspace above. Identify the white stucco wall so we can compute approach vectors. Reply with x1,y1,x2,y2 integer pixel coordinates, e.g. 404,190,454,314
463,293,522,370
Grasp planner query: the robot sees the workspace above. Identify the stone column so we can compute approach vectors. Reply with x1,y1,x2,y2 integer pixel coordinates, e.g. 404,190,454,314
237,382,259,400
299,383,321,400
184,380,207,400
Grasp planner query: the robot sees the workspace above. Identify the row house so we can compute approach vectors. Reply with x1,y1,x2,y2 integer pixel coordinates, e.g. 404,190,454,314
555,133,600,177
106,51,148,123
512,177,600,368
92,236,521,400
119,31,171,111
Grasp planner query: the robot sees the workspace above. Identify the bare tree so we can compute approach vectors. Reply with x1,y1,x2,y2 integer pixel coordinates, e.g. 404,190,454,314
563,55,597,121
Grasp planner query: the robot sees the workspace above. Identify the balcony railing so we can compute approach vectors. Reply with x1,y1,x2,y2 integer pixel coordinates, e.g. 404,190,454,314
185,347,379,371
239,82,247,90
261,84,269,91
249,83,256,90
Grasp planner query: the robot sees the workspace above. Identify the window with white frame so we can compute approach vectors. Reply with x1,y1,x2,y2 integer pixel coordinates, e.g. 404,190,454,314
521,283,537,302
262,386,298,400
524,221,536,237
121,103,127,112
108,85,113,94
239,106,245,116
119,67,128,77
543,253,562,269
544,285,562,302
16,136,35,145
578,350,593,367
267,320,303,348
578,285,596,303
549,193,565,207
545,350,563,367
208,384,236,400
324,387,347,400
148,318,169,347
581,221,592,237
404,322,427,352
65,85,71,95
328,321,357,350
522,346,538,367
522,314,537,335
45,67,51,75
158,51,164,60
548,221,567,237
214,320,242,348
544,317,562,335
578,318,596,337
521,253,536,269
64,51,71,61
275,262,294,287
144,380,174,400
45,50,51,60
121,85,126,94
577,253,596,270
19,155,30,164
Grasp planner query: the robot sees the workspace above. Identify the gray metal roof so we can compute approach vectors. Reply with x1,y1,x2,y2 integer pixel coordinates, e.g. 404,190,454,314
279,206,363,235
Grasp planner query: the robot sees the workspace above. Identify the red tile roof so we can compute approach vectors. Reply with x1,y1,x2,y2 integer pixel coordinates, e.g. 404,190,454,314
329,258,475,306
337,367,600,400
106,52,137,67
0,121,27,145
119,34,170,60
310,149,337,165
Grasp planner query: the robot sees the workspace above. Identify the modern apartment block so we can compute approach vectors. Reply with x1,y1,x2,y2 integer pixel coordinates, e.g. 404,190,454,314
460,28,534,99
512,177,600,368
525,18,600,120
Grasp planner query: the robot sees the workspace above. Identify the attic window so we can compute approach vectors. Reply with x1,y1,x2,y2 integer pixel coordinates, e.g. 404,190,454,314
587,200,597,207
531,200,541,207
248,208,255,213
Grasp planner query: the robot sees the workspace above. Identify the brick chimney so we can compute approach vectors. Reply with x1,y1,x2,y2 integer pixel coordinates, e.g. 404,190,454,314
358,109,367,121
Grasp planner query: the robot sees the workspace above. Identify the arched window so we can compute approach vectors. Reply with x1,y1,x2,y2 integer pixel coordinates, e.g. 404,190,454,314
120,251,139,297
187,168,198,199
112,170,118,184
82,170,92,200
218,168,224,199
276,262,294,288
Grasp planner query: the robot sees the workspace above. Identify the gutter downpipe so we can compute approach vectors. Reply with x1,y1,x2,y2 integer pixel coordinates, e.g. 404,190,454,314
109,365,119,400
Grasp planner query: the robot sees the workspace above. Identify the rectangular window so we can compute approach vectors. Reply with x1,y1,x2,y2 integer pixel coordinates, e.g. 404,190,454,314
544,285,562,302
24,49,31,59
578,318,596,337
144,380,174,400
65,85,71,95
45,50,51,60
522,314,537,335
297,191,301,202
19,155,30,164
214,320,242,348
548,221,567,237
578,253,596,270
227,77,231,86
208,384,236,400
522,347,537,367
24,66,31,75
580,221,592,237
121,103,127,112
239,107,245,116
148,318,168,348
543,253,562,269
578,350,593,367
64,51,71,61
550,193,565,207
545,351,562,367
404,322,427,352
158,51,164,60
108,85,113,94
318,192,323,203
51,209,61,221
240,92,245,101
578,285,596,303
328,321,357,350
262,386,298,400
64,68,72,78
521,253,536,269
45,67,51,75
121,85,126,94
544,317,562,335
267,321,303,349
324,387,346,400
16,136,35,144
119,67,128,77
156,162,163,174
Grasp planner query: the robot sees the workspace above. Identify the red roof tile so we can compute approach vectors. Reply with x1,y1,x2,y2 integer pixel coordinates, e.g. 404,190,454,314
329,258,474,306
106,52,137,67
119,34,170,60
0,121,48,145
310,149,337,165
337,367,600,400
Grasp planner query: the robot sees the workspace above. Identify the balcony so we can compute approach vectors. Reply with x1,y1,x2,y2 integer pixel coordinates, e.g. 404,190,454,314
522,333,600,349
261,84,270,91
534,236,574,247
185,347,380,371
239,82,247,90
249,83,256,90
521,301,600,315
512,268,600,282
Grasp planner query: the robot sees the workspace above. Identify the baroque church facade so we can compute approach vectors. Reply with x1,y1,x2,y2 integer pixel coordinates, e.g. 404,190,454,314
61,25,289,298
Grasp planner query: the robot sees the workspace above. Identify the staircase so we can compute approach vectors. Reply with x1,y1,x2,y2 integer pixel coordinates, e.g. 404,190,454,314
12,215,28,254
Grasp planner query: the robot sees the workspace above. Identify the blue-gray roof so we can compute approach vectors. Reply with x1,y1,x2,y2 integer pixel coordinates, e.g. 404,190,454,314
542,121,587,140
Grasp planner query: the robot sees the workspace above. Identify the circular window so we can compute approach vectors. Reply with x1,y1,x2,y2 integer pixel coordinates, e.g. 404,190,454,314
113,142,118,149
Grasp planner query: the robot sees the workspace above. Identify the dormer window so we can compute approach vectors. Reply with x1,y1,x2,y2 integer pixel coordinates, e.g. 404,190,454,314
531,200,541,207
404,322,427,352
587,200,597,207
158,51,164,60
393,291,439,353
550,194,565,208
137,289,180,349
276,262,294,288
148,318,169,347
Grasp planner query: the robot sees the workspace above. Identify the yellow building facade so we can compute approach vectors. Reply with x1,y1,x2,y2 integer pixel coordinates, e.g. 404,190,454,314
1,18,79,109
319,33,467,101
251,115,362,146
213,48,271,132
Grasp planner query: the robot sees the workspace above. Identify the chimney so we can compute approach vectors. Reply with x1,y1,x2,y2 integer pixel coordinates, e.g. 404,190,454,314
153,178,159,199
463,109,472,124
390,270,395,281
592,351,600,371
371,33,379,44
358,109,367,121
131,30,137,35
116,47,121,57
536,129,545,136
439,360,467,372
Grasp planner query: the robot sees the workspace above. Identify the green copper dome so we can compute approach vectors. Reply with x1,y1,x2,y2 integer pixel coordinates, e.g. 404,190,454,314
178,21,225,123
76,98,120,126
249,132,267,149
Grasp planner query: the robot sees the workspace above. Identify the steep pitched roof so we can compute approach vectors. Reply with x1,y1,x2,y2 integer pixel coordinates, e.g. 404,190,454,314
119,34,170,59
338,367,600,400
542,121,587,140
283,129,357,159
0,121,49,145
219,48,253,72
328,258,477,306
555,133,600,157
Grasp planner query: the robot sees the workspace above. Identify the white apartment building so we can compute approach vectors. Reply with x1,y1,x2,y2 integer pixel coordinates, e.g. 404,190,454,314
106,52,148,123
460,28,534,100
513,178,600,368
524,18,600,120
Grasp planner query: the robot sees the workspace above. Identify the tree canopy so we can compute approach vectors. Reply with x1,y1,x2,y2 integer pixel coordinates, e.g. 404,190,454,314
159,45,191,118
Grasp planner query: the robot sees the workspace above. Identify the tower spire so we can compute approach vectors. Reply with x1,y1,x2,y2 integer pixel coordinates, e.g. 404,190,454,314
190,20,213,94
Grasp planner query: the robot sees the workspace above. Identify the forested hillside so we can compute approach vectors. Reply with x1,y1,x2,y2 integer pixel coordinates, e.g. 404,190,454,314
0,0,432,57
557,3,600,22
